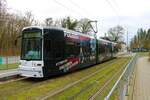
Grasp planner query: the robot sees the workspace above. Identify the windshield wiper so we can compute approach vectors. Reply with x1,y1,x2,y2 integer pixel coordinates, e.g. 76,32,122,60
26,59,32,61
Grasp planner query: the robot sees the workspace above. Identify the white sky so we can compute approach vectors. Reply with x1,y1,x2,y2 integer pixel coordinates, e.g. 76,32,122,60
6,0,150,42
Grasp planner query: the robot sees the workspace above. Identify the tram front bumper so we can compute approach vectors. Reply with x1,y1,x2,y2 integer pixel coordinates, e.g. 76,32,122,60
18,66,44,78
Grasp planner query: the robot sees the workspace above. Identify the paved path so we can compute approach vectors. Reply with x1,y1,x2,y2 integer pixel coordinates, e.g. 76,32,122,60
133,57,150,100
0,69,19,78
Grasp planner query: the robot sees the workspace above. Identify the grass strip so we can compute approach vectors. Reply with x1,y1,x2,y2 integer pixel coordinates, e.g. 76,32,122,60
138,52,149,57
0,58,126,100
0,63,19,70
48,58,130,100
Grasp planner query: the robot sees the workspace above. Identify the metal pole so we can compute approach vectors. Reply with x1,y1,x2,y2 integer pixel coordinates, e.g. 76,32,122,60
127,30,128,52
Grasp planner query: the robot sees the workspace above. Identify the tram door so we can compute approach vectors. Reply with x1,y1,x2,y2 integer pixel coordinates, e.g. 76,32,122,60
43,29,65,76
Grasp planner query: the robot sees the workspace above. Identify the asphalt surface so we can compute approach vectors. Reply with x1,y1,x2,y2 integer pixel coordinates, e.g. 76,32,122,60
133,57,150,100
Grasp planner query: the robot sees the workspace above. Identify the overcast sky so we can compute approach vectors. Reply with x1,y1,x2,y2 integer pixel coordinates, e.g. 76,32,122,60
7,0,150,42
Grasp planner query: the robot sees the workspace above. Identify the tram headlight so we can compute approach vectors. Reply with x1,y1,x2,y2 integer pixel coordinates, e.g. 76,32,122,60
33,63,36,67
32,62,43,67
32,62,36,67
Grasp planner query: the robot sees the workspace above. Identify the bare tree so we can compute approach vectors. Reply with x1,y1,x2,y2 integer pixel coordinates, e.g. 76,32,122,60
107,25,124,42
76,18,92,34
0,0,7,16
60,16,78,30
45,17,53,26
22,11,35,26
0,1,36,56
0,0,7,50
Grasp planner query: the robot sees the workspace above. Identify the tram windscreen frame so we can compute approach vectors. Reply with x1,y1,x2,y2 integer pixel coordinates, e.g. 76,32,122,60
21,28,42,60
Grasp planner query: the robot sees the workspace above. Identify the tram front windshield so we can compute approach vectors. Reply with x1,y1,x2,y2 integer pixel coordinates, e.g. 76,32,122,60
21,29,42,60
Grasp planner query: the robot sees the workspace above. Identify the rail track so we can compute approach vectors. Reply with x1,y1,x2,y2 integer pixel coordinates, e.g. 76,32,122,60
44,58,130,100
0,57,130,100
0,76,28,85
39,59,121,100
88,60,129,100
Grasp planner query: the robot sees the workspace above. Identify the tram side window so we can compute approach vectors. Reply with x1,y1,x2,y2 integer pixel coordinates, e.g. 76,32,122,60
91,42,96,55
109,44,112,53
98,42,101,54
107,44,112,53
53,40,63,59
65,41,80,58
82,41,91,56
44,39,52,60
105,44,110,54
99,43,105,54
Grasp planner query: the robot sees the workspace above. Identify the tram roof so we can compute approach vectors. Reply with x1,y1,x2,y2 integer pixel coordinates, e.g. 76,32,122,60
23,26,117,44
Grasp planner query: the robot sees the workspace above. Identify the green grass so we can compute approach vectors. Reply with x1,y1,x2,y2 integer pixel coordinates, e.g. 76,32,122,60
0,63,19,70
97,55,136,100
49,58,130,100
138,52,149,57
0,58,130,100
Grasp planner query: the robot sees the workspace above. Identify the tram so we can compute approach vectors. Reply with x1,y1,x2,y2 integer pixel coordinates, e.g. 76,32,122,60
19,26,117,78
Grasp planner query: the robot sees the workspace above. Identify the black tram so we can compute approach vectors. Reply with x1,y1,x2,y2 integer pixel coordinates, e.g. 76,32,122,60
19,26,117,78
